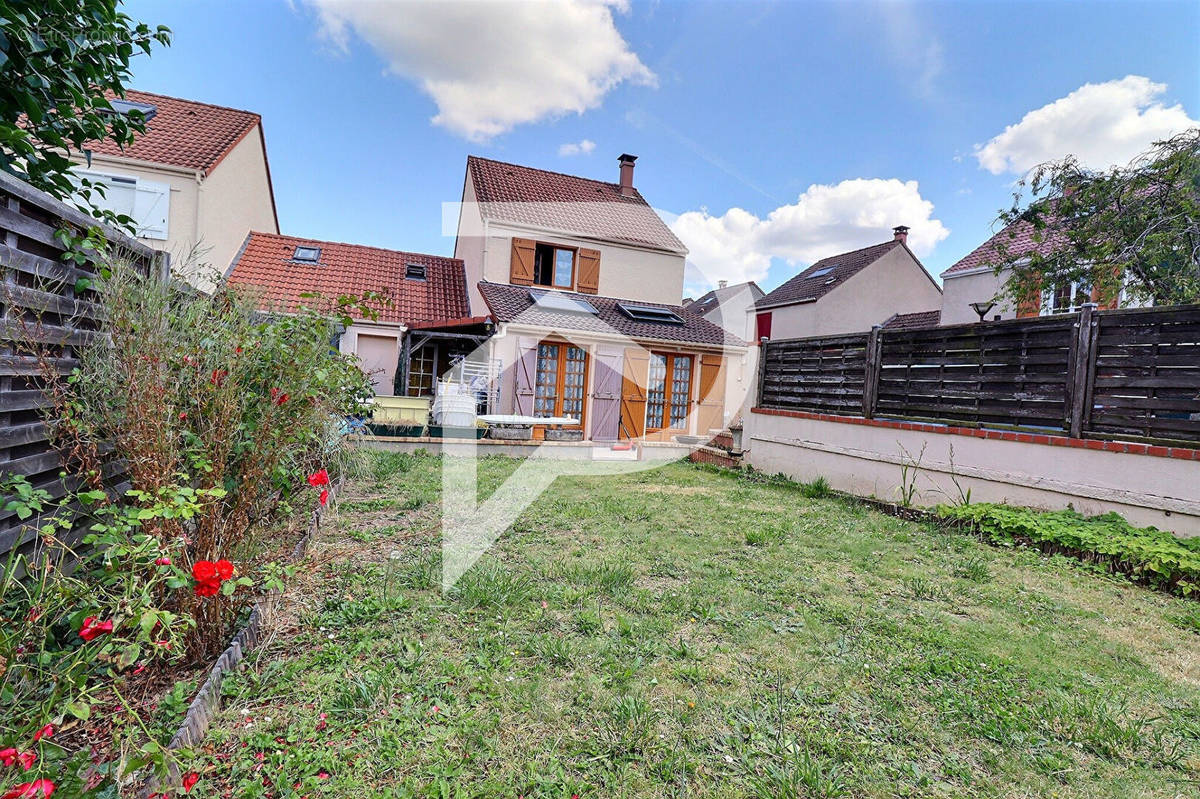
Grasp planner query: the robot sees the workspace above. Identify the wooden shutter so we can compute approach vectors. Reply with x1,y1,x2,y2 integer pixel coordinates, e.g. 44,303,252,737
577,248,601,294
510,238,535,285
695,353,726,436
591,345,623,441
619,347,650,440
513,336,538,414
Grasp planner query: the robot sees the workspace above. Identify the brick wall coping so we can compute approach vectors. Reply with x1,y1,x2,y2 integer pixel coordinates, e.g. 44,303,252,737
750,407,1200,462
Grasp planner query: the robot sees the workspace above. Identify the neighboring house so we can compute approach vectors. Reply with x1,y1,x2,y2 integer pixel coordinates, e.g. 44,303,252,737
685,280,764,338
73,90,279,292
226,232,475,396
452,154,748,441
881,309,941,330
940,217,1128,325
753,227,943,340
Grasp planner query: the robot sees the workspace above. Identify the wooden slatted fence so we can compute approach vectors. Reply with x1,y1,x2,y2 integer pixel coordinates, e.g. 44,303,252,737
757,303,1200,446
0,170,161,563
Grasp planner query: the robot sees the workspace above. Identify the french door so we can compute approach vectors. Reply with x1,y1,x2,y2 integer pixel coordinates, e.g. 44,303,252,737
645,353,693,432
534,341,589,423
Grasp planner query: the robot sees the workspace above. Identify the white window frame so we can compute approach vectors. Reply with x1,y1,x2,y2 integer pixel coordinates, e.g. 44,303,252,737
1040,279,1091,316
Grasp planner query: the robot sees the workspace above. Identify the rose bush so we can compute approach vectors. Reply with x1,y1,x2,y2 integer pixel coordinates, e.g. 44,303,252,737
1,241,377,795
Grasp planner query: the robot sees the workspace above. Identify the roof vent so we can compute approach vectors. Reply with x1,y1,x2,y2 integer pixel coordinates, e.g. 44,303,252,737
293,246,321,263
405,263,427,281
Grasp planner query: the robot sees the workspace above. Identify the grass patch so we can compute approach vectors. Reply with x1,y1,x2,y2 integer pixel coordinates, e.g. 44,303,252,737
182,454,1200,798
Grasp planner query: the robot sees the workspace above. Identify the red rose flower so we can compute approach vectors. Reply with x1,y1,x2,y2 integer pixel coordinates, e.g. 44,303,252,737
0,748,16,766
319,489,329,507
192,561,217,582
16,752,35,771
307,469,330,487
194,580,219,598
2,779,54,798
31,726,52,743
181,772,199,793
78,617,113,642
215,559,234,580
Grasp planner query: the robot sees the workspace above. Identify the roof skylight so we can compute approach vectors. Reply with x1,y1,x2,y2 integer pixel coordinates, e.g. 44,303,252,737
405,263,427,281
293,246,321,262
617,302,684,324
109,99,158,121
530,290,598,315
808,266,835,279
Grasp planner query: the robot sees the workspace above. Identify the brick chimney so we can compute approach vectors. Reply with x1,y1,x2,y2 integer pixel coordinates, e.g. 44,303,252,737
892,225,910,244
618,153,637,196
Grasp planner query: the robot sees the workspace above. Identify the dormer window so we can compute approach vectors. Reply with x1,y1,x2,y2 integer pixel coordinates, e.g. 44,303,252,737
405,263,427,281
293,246,321,263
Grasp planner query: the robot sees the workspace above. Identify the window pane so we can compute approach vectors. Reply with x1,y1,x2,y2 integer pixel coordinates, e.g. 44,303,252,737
554,249,574,287
669,356,692,428
647,354,667,431
562,346,587,419
534,343,559,417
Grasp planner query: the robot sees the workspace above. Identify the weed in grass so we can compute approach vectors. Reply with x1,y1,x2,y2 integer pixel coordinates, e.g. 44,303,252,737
574,607,603,635
748,750,848,799
558,560,635,594
450,559,533,608
1166,606,1200,634
370,451,416,484
531,634,573,667
800,475,833,499
746,525,787,546
954,554,992,583
902,575,947,601
600,694,657,757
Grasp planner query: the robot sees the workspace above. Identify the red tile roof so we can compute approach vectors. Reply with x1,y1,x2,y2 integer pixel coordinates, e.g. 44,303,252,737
478,282,742,347
941,217,1067,277
757,240,908,309
882,309,941,330
227,233,470,325
466,156,687,254
85,90,262,175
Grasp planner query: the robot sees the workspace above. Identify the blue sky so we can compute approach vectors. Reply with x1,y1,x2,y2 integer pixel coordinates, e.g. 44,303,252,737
123,0,1199,297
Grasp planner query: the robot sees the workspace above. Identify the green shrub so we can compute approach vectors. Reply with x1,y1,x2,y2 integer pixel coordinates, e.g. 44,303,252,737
937,503,1200,594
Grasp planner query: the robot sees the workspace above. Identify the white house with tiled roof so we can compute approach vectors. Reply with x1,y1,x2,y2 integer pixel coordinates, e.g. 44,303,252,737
452,154,748,442
938,216,1134,325
754,228,943,340
70,90,279,291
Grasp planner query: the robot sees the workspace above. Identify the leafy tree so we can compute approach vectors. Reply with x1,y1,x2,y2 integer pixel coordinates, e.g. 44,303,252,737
0,0,170,205
993,128,1200,308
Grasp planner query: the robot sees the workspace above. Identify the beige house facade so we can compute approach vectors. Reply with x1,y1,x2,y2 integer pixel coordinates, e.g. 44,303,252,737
71,90,278,292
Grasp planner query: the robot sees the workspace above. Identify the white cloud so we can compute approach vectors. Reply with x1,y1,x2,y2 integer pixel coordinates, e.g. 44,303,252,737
558,139,596,157
975,76,1198,175
308,0,655,141
670,178,949,290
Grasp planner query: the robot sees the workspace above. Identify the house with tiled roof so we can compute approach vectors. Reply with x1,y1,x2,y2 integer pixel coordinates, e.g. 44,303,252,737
452,154,748,441
70,90,279,292
938,216,1130,325
685,280,765,340
754,227,942,340
227,232,477,396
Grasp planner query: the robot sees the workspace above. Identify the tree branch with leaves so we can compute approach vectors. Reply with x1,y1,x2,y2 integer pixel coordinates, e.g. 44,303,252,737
992,128,1200,309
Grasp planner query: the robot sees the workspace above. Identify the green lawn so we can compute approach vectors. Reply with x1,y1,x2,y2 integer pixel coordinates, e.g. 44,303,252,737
181,452,1200,798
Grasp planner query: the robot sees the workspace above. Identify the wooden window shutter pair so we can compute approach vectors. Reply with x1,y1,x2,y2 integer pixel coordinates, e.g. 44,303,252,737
509,237,601,293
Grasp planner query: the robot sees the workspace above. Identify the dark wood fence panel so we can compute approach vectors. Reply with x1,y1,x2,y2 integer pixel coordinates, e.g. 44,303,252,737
1088,306,1200,442
756,303,1200,447
0,171,159,563
759,333,869,415
876,317,1076,428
